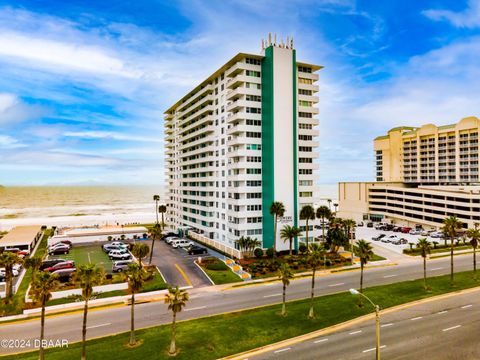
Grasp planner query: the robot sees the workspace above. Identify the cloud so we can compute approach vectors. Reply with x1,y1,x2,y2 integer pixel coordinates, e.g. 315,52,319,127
423,0,480,28
63,130,164,143
0,93,48,125
0,134,25,149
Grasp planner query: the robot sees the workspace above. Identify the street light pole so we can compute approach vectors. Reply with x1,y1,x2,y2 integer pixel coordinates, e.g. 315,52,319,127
349,289,381,360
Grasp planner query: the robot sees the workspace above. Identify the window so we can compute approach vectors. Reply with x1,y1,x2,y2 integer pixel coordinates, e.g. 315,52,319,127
246,144,262,150
247,204,262,211
299,123,313,129
247,168,261,174
245,58,261,65
299,180,313,186
299,192,313,197
299,78,313,84
247,192,262,199
299,146,312,152
299,169,313,175
246,132,261,138
298,66,312,73
247,229,262,235
247,156,262,162
299,100,312,107
298,112,313,118
299,135,313,141
245,82,261,90
246,70,260,77
299,89,313,95
246,95,261,102
246,119,261,126
246,180,262,186
299,157,313,163
246,107,261,114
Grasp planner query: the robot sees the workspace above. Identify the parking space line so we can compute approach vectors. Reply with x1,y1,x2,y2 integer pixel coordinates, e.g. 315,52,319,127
349,330,362,335
314,338,328,344
381,323,394,328
274,348,291,354
411,316,423,321
443,325,461,332
461,304,472,309
174,263,192,286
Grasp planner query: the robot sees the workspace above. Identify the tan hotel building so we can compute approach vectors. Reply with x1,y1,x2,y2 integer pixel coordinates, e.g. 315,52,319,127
338,117,480,229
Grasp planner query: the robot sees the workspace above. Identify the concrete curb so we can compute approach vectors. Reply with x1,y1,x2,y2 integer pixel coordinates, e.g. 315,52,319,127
194,260,215,286
221,285,480,360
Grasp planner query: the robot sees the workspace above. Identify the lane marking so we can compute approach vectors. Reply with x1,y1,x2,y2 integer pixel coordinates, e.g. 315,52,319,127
443,325,461,332
438,310,448,314
86,323,111,329
314,338,328,344
383,275,397,278
411,316,423,321
185,306,207,312
381,323,394,328
263,293,282,298
431,267,443,271
349,330,362,335
328,282,345,287
274,348,291,354
265,283,275,286
461,304,472,309
174,263,192,287
363,345,386,353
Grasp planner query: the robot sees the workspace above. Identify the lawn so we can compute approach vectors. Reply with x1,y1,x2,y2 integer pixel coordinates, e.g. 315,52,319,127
7,268,480,360
198,258,242,285
49,244,112,273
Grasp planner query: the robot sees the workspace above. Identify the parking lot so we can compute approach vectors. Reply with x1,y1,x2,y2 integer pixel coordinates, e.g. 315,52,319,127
150,237,218,288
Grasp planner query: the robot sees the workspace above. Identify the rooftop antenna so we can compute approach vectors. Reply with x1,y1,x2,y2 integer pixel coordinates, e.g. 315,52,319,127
268,32,272,46
274,33,277,45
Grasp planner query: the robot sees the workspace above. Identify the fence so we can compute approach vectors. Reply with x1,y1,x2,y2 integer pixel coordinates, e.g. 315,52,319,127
187,231,243,259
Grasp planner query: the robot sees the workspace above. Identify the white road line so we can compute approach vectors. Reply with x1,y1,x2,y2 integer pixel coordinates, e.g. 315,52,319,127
383,274,397,278
438,310,448,314
274,348,291,354
263,293,282,298
265,283,275,286
349,330,362,335
86,323,111,329
314,338,328,344
185,306,207,311
443,325,461,332
328,282,345,287
431,267,443,271
461,304,473,309
363,345,386,353
411,316,423,321
381,323,394,328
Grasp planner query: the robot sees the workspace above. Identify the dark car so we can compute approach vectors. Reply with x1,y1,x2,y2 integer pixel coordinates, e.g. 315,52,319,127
372,234,386,241
52,268,76,282
400,227,412,234
393,226,402,232
40,258,67,271
367,222,373,228
187,245,208,255
48,244,70,255
44,261,75,273
163,232,178,239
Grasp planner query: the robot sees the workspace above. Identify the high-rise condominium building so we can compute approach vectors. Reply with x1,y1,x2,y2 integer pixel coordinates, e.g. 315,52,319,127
338,117,480,229
164,36,321,251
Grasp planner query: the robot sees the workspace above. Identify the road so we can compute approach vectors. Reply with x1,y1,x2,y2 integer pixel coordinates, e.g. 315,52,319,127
252,287,480,360
0,252,476,355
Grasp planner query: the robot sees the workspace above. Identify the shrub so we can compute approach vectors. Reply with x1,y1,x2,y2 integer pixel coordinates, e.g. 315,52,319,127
266,247,275,258
254,248,264,259
325,259,332,267
206,260,229,271
299,243,307,254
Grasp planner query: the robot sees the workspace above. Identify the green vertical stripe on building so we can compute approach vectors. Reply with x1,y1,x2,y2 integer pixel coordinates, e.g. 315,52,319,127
261,46,275,249
292,49,299,250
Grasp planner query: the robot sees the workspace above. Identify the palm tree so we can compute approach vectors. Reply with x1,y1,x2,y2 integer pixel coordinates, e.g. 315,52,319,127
466,223,480,280
153,194,160,225
277,263,293,316
342,219,356,262
280,225,302,255
327,199,332,211
316,206,331,243
235,236,249,256
306,243,325,319
148,224,162,265
269,202,285,256
333,203,338,213
30,272,59,360
165,286,189,356
131,243,150,268
356,239,373,294
123,263,148,346
300,205,315,249
158,204,167,231
0,252,21,300
416,238,432,290
24,256,42,285
73,264,105,360
443,215,463,285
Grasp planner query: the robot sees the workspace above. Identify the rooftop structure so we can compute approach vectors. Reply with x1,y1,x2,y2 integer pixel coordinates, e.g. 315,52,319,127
0,225,43,251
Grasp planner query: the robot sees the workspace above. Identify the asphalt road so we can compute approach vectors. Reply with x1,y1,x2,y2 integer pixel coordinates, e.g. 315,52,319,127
0,253,477,355
252,287,480,360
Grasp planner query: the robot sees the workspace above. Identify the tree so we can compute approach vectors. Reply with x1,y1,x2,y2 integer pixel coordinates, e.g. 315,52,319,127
326,220,348,254
24,256,42,285
342,219,356,262
153,194,160,226
165,286,189,356
416,238,432,290
123,263,148,346
443,216,463,285
356,239,373,294
327,199,332,211
333,203,338,213
300,205,316,249
0,252,21,300
466,223,480,280
306,243,325,319
158,204,167,231
131,243,150,268
280,225,302,255
316,206,331,243
30,272,59,360
148,224,162,265
269,202,285,256
235,236,249,257
73,264,105,360
277,263,293,316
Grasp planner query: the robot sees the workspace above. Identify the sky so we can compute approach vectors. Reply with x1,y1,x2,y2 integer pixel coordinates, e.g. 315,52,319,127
0,0,480,186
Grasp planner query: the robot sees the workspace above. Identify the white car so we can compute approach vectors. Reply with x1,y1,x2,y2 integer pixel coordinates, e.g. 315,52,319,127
430,231,444,238
172,240,194,248
0,268,19,277
110,242,128,248
108,250,132,260
383,234,400,243
409,229,421,235
165,237,180,244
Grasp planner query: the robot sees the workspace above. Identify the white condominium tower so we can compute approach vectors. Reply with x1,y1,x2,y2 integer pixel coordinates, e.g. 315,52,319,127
164,36,321,251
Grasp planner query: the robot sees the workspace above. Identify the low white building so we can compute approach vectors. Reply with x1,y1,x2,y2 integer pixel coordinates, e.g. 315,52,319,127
49,226,148,246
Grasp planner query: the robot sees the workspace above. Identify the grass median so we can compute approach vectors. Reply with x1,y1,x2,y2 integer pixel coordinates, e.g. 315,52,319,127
4,268,480,360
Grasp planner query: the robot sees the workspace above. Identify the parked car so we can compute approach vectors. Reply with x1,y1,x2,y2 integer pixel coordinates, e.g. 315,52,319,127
400,227,412,234
109,250,132,260
383,234,400,243
366,222,373,228
372,234,386,241
165,237,180,245
356,222,364,227
112,260,133,273
48,243,70,255
430,231,444,238
163,232,178,239
172,239,194,248
409,229,422,235
44,261,75,273
102,243,128,253
40,259,67,270
52,268,76,282
0,268,19,277
50,240,72,248
187,245,208,255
